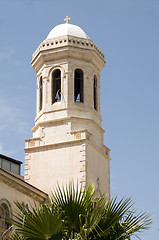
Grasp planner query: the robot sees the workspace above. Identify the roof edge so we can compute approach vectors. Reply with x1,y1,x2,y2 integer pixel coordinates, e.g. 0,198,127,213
0,168,48,203
0,154,22,164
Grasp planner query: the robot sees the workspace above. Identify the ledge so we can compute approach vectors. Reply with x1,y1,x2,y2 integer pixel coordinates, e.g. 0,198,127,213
32,36,105,63
0,168,48,203
24,132,110,160
32,116,104,134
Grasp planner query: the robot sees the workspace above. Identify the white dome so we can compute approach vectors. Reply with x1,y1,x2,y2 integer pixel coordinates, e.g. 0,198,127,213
46,23,90,40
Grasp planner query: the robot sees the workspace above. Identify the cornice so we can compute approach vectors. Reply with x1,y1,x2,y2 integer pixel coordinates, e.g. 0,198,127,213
0,168,48,203
31,36,105,73
25,136,110,160
32,116,104,134
32,36,105,63
25,127,110,160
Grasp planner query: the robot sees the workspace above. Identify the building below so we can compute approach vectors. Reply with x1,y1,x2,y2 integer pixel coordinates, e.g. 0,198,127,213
0,154,22,175
0,154,48,239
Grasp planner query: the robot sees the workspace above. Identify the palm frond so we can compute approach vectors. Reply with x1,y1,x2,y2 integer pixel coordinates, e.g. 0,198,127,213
11,201,63,240
116,210,152,239
6,232,26,240
98,197,152,240
50,182,95,236
79,195,106,239
98,197,134,237
9,183,152,240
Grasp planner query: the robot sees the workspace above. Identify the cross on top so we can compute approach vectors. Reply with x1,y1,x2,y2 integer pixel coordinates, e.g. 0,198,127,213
64,16,71,24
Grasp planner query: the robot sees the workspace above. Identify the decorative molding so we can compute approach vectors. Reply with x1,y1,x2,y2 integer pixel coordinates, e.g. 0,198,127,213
33,116,103,134
25,137,110,160
0,168,48,203
25,138,86,151
32,36,105,62
79,143,87,190
25,153,31,182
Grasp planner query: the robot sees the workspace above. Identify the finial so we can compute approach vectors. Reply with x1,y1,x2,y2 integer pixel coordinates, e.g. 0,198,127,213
64,16,71,24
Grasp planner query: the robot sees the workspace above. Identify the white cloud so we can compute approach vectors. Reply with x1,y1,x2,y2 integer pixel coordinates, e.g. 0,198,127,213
0,50,21,65
0,143,4,153
0,142,9,156
0,97,28,135
0,95,30,161
0,141,20,157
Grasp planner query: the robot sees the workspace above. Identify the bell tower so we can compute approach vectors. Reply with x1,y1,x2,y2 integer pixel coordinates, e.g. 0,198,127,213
24,18,110,196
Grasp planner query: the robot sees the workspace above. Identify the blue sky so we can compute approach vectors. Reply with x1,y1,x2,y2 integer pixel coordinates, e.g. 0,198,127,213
0,0,159,239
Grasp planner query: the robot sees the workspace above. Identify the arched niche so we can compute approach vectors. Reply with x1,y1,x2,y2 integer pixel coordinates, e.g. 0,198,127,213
74,69,84,103
39,76,43,111
0,199,12,234
52,69,61,104
93,75,97,111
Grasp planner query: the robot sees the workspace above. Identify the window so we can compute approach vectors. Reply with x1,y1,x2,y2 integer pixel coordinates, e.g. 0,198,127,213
3,160,10,172
52,69,61,104
94,75,97,110
11,163,20,175
39,77,43,111
74,69,83,102
0,203,10,233
0,159,20,175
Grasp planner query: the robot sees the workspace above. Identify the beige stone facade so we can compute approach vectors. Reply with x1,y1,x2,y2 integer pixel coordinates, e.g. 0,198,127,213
0,168,48,239
24,22,111,197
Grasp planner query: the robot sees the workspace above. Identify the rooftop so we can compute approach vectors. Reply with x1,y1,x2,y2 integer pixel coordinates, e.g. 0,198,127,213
46,16,90,40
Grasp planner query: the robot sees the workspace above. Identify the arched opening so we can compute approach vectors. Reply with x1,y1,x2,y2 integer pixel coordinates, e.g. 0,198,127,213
74,69,84,102
0,203,10,235
39,77,43,111
52,69,61,104
94,75,97,110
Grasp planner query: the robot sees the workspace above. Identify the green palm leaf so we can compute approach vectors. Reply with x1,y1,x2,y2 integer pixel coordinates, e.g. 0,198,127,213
98,197,134,236
6,232,26,240
9,183,152,240
51,182,95,237
11,201,63,240
97,197,152,240
79,196,106,239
